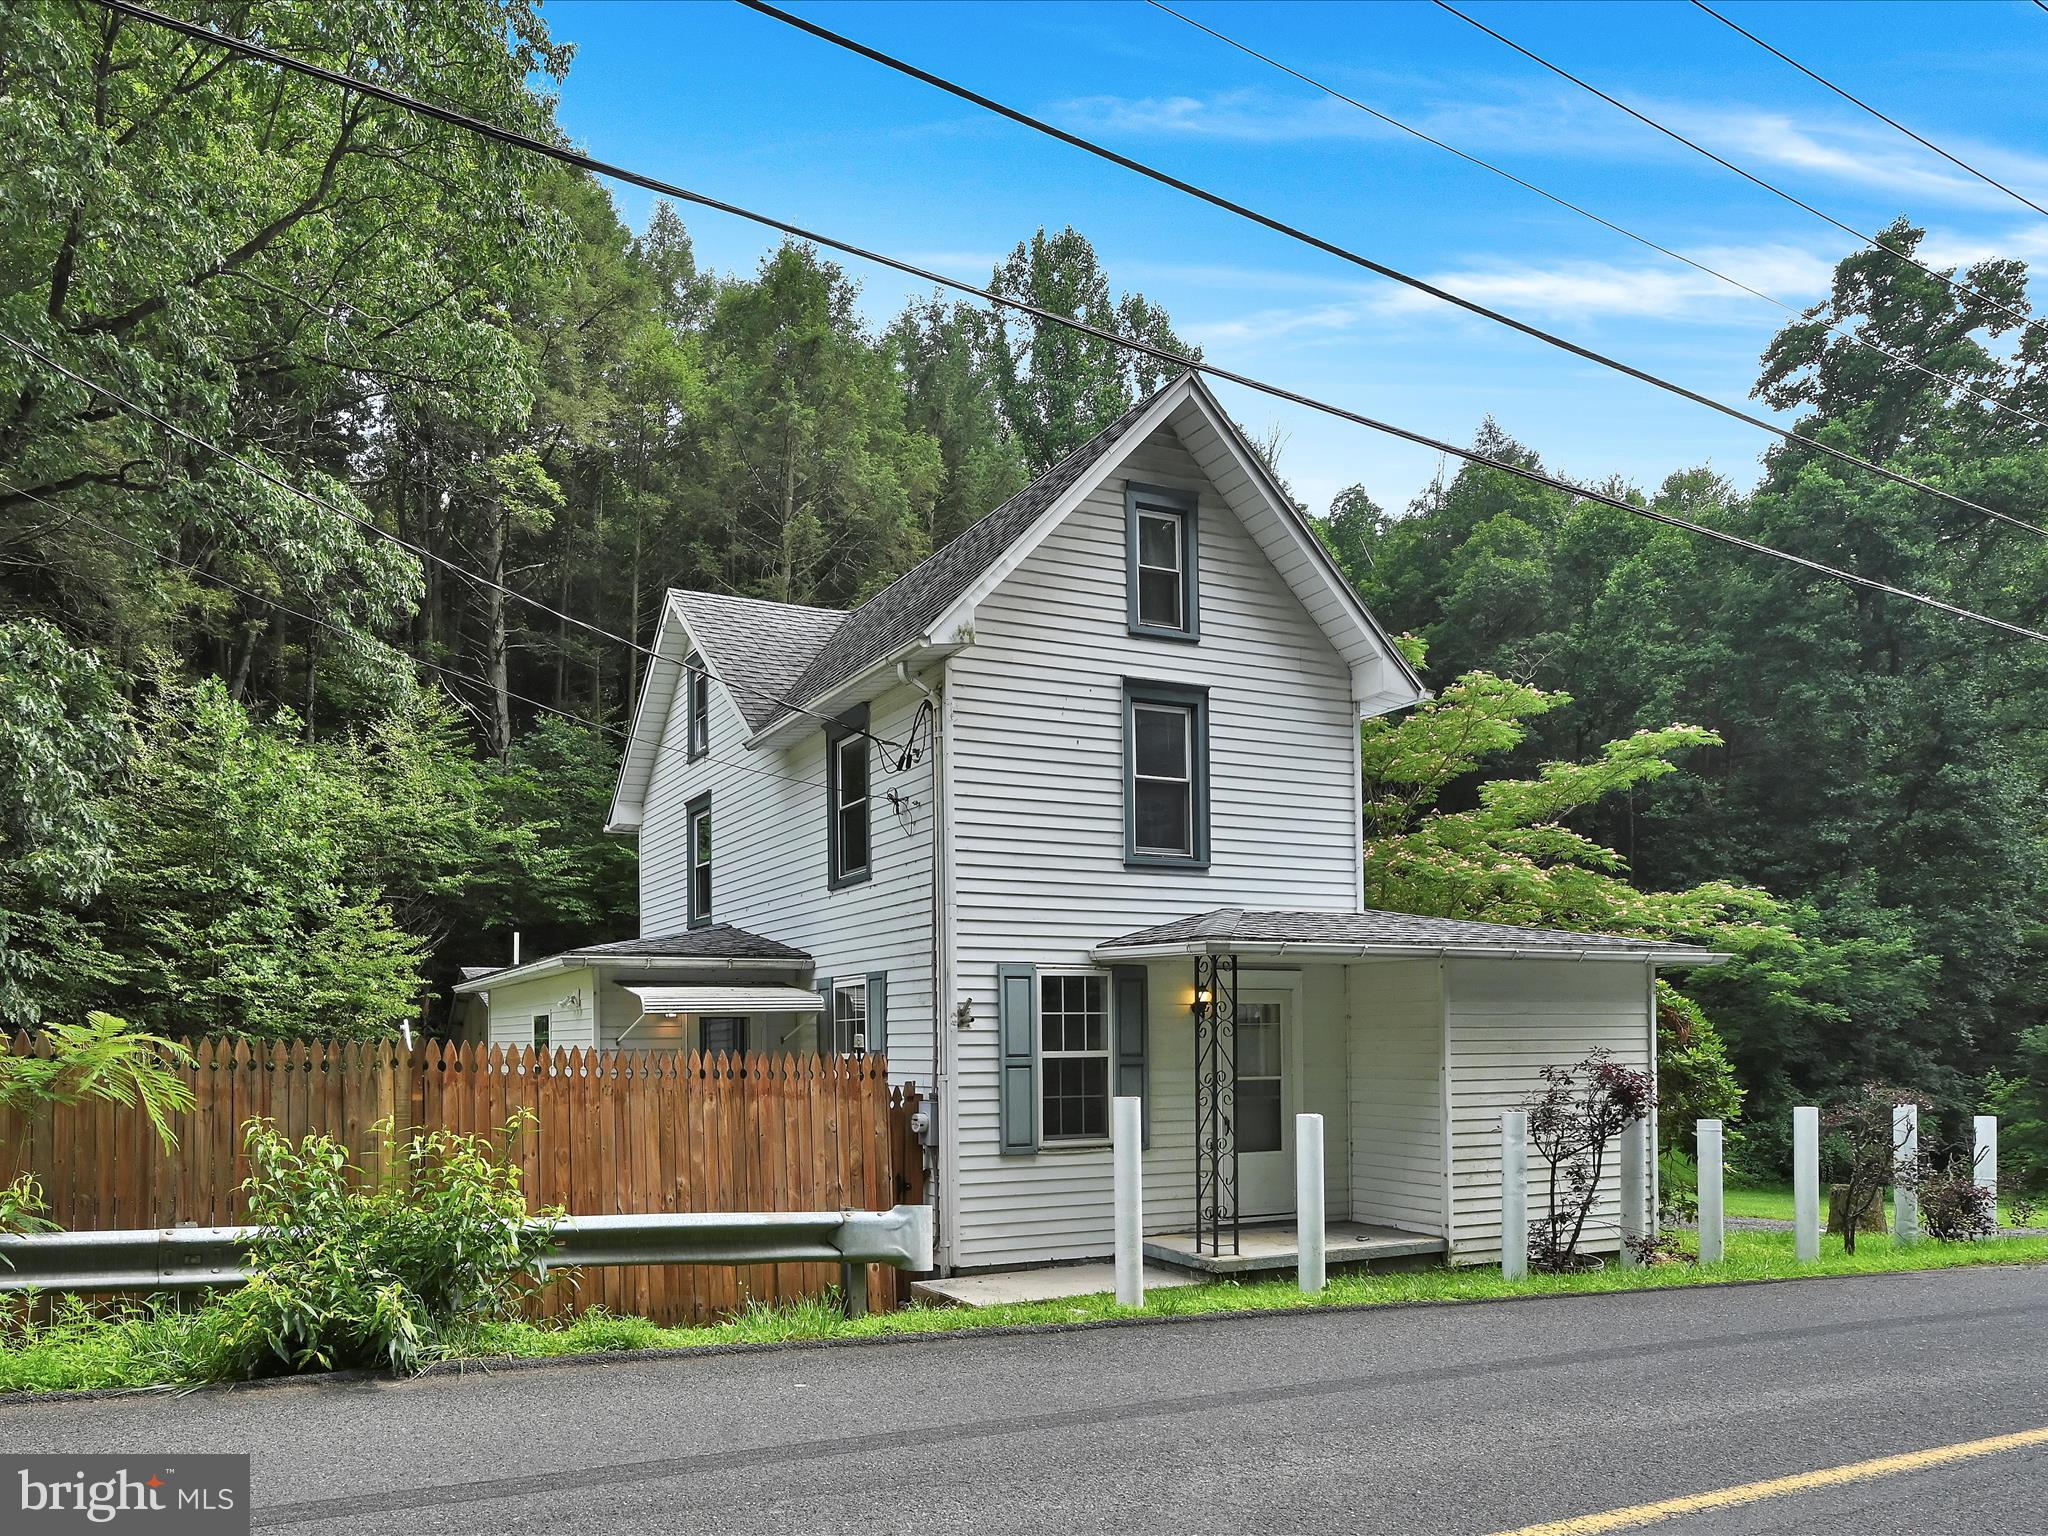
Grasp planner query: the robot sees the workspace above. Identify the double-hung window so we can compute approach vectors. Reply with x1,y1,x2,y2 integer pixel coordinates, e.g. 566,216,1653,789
1124,680,1210,867
701,1015,747,1058
686,654,709,761
1040,972,1110,1141
1125,483,1199,640
532,1014,551,1051
827,707,871,888
685,794,712,928
830,978,869,1055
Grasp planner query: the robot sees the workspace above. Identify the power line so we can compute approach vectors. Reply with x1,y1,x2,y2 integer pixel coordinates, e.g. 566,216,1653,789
737,0,2047,540
1434,0,2048,347
1147,0,2048,439
1691,2,2048,222
0,328,904,759
5,473,836,794
81,0,2048,646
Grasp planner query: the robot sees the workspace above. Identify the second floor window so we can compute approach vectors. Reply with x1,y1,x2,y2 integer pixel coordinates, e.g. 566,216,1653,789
1126,483,1199,640
1125,680,1210,868
828,709,871,888
686,655,709,760
687,795,712,927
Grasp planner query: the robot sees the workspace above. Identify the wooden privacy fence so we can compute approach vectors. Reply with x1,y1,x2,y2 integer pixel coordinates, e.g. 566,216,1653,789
0,1035,926,1322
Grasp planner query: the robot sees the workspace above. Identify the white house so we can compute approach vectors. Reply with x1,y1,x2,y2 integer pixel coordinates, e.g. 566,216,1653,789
457,373,1724,1276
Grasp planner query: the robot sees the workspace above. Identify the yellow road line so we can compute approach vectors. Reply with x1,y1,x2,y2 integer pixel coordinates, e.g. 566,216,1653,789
1487,1424,2048,1536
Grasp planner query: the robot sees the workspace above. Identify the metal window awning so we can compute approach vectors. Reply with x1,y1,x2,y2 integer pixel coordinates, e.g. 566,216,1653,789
621,984,824,1017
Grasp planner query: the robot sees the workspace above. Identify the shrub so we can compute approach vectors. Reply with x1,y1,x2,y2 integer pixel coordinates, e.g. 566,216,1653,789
1658,1146,1699,1226
1822,1085,1925,1256
199,1115,560,1379
1655,984,1744,1153
1525,1050,1655,1272
0,1172,56,1250
1915,1154,1996,1243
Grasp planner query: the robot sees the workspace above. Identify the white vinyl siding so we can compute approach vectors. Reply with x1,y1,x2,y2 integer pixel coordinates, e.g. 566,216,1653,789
1444,959,1655,1265
484,967,598,1051
947,419,1365,1266
637,671,935,1087
1348,959,1445,1236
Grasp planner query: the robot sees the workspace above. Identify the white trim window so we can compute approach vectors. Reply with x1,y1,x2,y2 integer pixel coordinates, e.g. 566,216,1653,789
831,978,869,1055
829,727,871,886
1135,507,1185,630
688,799,713,926
1040,972,1110,1141
686,656,710,760
1131,701,1194,856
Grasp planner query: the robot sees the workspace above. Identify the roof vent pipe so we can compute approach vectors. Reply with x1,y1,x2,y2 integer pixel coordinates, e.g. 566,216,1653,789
512,931,521,966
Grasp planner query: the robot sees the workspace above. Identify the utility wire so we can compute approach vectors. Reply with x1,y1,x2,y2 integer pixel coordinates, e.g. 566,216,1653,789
0,328,904,759
1148,0,2048,439
83,0,2048,646
4,474,836,793
1693,1,2048,221
1435,0,2048,347
738,0,2046,539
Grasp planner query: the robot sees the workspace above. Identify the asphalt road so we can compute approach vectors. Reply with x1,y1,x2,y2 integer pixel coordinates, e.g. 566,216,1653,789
6,1266,2048,1535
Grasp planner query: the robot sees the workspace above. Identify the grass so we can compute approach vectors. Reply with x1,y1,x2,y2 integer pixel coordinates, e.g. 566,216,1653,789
1723,1180,2035,1227
8,1229,2045,1395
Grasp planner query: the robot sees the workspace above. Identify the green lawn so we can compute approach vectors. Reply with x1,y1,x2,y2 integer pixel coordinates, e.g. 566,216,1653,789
6,1228,2046,1395
1723,1180,2032,1227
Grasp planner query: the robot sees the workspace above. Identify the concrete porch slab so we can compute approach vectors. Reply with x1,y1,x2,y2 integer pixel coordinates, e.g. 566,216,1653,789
1145,1221,1446,1275
911,1263,1201,1309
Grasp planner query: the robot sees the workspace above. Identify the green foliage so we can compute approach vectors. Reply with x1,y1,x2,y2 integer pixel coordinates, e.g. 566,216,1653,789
0,1173,57,1248
1983,1025,2048,1197
0,1013,195,1150
202,1116,560,1379
1655,983,1746,1152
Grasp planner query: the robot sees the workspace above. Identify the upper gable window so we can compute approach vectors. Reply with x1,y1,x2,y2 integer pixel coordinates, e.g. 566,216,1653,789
1125,483,1200,641
686,655,710,761
827,706,871,889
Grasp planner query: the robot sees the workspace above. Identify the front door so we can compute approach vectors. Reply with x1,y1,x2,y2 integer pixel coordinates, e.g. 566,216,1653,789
1235,989,1294,1218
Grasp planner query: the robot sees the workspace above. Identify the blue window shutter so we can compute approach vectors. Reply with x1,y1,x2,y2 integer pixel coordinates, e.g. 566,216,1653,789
815,975,834,1053
866,970,887,1058
1113,964,1150,1148
998,963,1039,1154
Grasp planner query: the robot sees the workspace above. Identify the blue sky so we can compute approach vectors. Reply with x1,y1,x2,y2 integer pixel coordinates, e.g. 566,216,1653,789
547,0,2048,518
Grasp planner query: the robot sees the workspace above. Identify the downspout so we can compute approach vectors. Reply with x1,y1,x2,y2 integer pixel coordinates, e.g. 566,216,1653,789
898,659,950,1272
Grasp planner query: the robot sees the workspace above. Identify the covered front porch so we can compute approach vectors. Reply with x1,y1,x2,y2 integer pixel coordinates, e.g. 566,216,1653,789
1091,907,1721,1274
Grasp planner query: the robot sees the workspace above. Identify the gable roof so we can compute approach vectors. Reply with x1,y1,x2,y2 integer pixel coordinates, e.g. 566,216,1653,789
670,591,846,735
610,371,1427,825
1096,907,1729,966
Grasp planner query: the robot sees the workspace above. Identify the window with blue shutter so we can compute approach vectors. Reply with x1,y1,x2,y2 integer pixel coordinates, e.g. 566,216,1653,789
865,971,888,1058
997,963,1039,1154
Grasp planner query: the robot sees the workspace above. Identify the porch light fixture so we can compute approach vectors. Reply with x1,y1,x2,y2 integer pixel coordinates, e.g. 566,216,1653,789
1190,984,1211,1016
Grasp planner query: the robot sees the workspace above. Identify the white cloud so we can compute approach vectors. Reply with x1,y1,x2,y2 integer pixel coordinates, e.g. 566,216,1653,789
1052,86,1394,143
1183,240,1840,345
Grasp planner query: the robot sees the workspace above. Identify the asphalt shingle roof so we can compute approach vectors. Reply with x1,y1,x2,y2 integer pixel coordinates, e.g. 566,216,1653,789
670,591,847,734
571,926,812,963
669,378,1178,735
1098,907,1711,956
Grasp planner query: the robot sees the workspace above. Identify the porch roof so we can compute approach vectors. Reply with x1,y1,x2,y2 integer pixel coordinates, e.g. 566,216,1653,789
1094,907,1729,966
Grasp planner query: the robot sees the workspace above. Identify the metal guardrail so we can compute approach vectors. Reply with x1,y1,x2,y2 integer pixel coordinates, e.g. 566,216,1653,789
0,1205,934,1316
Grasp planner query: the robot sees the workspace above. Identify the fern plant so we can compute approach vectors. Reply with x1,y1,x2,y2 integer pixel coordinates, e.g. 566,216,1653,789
0,1012,196,1150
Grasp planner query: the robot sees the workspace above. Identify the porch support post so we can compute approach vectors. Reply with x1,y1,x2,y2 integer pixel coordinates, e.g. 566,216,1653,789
1193,952,1239,1258
1696,1119,1725,1265
1619,1118,1649,1267
1975,1114,1999,1218
1501,1110,1528,1281
1296,1112,1326,1294
1113,1095,1144,1307
1894,1103,1920,1247
1793,1105,1820,1262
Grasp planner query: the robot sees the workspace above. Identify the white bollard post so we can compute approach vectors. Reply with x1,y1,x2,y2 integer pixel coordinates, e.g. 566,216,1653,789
1620,1118,1649,1267
1112,1095,1144,1307
1296,1112,1326,1294
1697,1119,1725,1265
1501,1110,1529,1281
1793,1105,1821,1262
1894,1103,1920,1247
1975,1114,1999,1220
